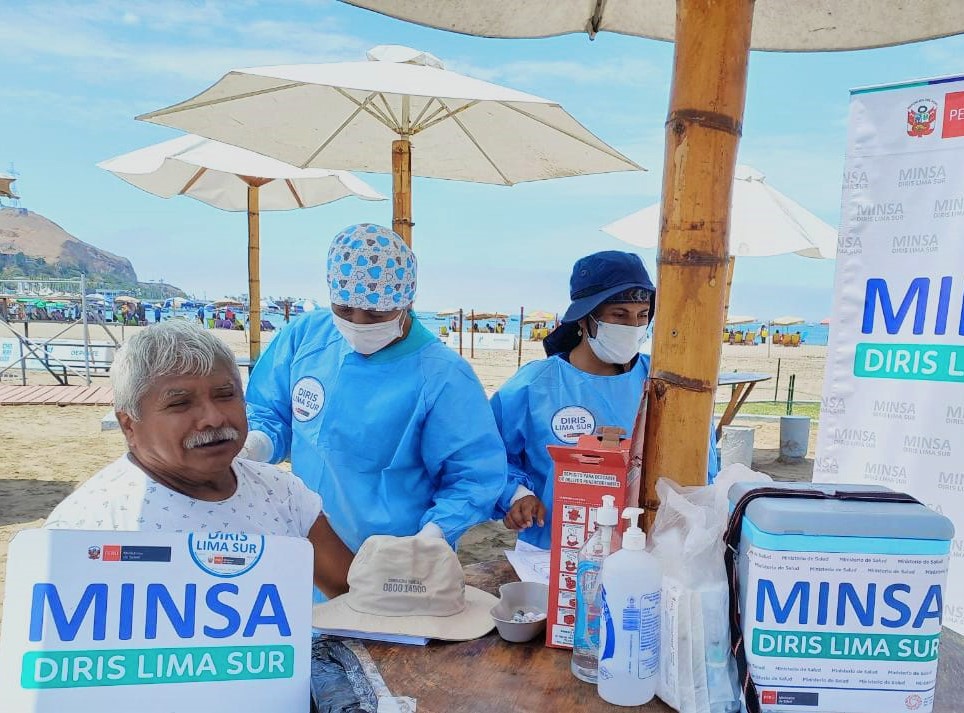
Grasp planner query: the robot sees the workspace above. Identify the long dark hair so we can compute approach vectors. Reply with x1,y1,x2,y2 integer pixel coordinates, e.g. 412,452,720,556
543,321,581,357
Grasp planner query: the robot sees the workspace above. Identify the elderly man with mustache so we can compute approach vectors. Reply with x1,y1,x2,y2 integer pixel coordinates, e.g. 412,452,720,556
45,321,352,598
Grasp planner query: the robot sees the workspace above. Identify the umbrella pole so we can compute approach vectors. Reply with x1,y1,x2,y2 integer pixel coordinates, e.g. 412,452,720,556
245,179,267,364
642,0,753,527
517,306,524,368
392,138,413,246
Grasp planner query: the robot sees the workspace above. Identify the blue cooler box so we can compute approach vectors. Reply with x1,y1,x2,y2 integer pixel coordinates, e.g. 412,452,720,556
728,482,954,713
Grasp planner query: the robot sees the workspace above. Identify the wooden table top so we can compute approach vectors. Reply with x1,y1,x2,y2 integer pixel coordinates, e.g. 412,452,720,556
364,560,964,713
717,371,772,386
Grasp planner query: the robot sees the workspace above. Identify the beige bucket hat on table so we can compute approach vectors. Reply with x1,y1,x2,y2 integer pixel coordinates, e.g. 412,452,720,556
313,535,497,641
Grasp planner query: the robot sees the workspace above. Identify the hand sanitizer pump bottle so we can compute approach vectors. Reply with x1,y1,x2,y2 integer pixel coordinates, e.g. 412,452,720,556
597,507,662,707
571,494,620,682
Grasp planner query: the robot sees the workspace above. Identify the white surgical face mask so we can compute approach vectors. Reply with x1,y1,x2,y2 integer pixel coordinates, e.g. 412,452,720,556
587,316,648,365
332,310,406,355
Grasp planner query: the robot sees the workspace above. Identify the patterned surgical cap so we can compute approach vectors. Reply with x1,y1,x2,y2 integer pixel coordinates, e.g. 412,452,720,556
327,224,417,311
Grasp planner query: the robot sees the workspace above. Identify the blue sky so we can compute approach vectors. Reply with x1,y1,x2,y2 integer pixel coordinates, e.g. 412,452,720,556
1,1,962,320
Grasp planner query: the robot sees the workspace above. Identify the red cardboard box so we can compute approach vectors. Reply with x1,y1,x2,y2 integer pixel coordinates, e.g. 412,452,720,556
545,428,642,648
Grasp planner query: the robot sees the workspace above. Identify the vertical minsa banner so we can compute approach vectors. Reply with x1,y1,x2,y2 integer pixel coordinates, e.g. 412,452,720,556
815,74,964,634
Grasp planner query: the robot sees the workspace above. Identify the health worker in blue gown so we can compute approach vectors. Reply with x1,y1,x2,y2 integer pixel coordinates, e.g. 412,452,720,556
491,251,719,550
241,224,507,554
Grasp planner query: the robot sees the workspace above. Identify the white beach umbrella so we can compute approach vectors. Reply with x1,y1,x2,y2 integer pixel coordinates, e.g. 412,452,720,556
0,172,17,200
602,165,835,324
333,3,964,535
137,44,642,247
343,0,963,50
602,165,836,259
99,134,384,361
725,315,756,326
602,165,837,259
98,134,383,211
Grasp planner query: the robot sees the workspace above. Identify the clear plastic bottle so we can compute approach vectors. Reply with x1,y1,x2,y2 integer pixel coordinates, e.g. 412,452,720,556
598,507,662,707
571,495,620,682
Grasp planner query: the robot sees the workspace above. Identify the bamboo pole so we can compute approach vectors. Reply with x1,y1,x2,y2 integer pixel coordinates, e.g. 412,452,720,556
470,309,475,359
517,306,524,368
458,308,463,357
392,139,413,246
641,0,754,530
243,178,271,364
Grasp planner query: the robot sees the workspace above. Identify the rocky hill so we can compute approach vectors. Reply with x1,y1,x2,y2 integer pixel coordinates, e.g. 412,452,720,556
0,207,137,282
0,207,184,297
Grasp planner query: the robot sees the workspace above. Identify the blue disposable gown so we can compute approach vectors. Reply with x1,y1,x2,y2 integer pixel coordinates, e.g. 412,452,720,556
491,354,719,550
246,312,507,553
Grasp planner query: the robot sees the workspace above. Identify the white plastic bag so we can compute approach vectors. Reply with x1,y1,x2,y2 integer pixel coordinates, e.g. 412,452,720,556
649,464,771,713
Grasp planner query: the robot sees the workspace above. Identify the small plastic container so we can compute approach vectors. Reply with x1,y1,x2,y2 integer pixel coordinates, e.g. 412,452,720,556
490,581,549,643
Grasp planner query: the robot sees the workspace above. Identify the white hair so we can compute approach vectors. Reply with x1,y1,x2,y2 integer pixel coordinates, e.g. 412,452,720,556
111,321,240,420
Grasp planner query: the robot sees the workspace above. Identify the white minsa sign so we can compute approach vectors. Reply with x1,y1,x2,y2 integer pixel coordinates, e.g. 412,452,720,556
815,74,964,634
0,529,313,712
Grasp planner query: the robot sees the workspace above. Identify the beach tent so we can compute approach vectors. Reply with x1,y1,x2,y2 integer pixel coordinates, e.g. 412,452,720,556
293,298,322,313
770,315,806,327
136,44,641,248
99,134,384,362
48,292,79,302
334,2,964,530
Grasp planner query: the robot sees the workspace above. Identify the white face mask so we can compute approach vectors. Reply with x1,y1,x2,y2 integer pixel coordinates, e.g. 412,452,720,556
332,311,406,355
587,316,648,365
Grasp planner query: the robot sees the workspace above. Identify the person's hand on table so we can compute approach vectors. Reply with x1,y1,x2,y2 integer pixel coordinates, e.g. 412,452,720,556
503,495,546,531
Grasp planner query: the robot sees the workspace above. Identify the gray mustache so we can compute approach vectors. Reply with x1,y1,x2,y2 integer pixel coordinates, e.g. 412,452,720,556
183,427,241,450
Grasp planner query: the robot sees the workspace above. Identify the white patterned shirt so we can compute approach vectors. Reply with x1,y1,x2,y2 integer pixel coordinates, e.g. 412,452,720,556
45,455,322,537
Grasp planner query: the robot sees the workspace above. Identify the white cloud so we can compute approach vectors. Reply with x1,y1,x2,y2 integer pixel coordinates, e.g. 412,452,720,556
918,35,964,73
0,87,143,123
0,1,369,84
449,55,665,89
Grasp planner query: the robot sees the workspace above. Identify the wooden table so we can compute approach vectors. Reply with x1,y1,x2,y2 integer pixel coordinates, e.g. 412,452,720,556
715,371,772,441
364,560,964,713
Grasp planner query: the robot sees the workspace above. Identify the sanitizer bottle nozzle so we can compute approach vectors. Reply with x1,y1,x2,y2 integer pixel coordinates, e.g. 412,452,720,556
622,507,646,550
596,495,618,527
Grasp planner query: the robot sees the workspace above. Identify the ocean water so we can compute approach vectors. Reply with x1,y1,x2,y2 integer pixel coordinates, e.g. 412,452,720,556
154,309,830,347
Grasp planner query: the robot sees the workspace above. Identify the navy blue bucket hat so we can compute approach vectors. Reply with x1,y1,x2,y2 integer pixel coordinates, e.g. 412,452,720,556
544,251,655,356
562,251,655,323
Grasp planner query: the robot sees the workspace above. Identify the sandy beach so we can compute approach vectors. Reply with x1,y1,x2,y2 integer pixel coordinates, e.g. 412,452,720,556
0,320,824,621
